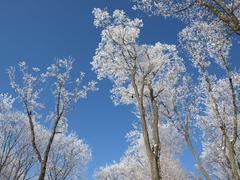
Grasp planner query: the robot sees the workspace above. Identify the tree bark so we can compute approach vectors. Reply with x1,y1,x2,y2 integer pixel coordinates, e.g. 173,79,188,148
38,108,64,180
184,134,210,180
196,0,240,35
149,85,162,180
201,68,240,180
225,135,240,180
131,73,161,180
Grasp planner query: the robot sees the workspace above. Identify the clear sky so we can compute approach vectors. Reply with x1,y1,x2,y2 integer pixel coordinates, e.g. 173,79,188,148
1,0,239,179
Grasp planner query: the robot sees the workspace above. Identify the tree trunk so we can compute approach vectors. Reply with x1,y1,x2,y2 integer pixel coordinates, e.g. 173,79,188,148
184,134,210,180
38,161,47,180
131,74,161,180
150,155,161,180
196,0,240,35
149,85,162,180
37,112,63,180
138,97,161,180
202,69,239,180
225,136,240,180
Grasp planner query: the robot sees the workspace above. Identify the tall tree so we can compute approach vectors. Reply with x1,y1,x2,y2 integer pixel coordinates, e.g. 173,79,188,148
133,1,240,179
179,21,240,179
92,8,184,180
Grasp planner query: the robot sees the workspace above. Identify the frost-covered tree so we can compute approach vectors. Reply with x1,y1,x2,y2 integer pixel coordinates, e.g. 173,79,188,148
34,121,92,180
92,8,184,180
95,124,186,180
132,1,240,179
197,74,240,180
0,94,35,180
178,18,240,179
132,0,240,36
7,59,96,180
46,133,91,180
0,93,92,180
157,76,212,179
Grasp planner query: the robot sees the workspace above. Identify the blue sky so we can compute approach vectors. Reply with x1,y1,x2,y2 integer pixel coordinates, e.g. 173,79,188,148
2,0,238,179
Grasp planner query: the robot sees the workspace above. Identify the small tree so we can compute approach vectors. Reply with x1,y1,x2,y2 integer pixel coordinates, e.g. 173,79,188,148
8,59,96,180
0,94,35,180
46,133,91,180
95,124,186,180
